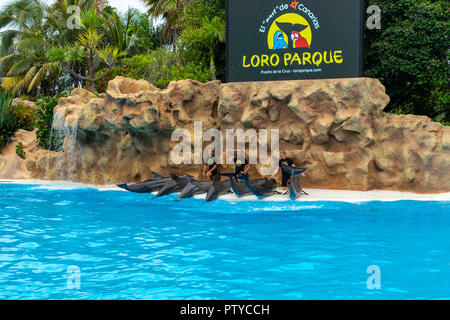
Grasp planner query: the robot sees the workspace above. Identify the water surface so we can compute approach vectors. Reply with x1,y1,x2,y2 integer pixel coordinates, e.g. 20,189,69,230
0,183,449,299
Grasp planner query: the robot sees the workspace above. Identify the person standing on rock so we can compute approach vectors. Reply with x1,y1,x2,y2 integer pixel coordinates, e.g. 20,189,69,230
270,151,305,194
203,150,220,181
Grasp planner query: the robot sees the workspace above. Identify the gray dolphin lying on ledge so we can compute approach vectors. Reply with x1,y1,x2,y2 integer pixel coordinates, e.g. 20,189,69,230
156,174,193,197
206,179,232,202
117,172,192,195
178,177,214,199
117,171,170,193
220,173,278,199
118,169,306,201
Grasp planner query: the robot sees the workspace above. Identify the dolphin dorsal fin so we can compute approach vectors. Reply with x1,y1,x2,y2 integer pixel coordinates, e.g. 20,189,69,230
151,171,163,179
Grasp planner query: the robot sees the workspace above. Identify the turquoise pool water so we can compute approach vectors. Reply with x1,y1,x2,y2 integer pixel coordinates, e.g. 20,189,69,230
0,183,449,300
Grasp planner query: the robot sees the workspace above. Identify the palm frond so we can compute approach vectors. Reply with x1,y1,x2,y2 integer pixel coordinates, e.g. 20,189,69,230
7,57,34,76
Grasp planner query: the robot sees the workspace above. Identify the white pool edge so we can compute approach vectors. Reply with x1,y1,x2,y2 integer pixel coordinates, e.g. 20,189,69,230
2,179,449,203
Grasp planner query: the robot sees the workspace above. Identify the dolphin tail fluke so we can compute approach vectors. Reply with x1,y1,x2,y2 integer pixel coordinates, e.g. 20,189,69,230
289,172,307,200
244,180,264,199
281,166,307,176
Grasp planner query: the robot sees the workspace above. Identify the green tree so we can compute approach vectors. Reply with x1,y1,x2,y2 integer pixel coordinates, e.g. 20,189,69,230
142,0,191,52
0,0,62,95
125,8,164,54
0,0,100,95
364,0,449,121
181,16,225,80
48,9,125,92
179,0,226,81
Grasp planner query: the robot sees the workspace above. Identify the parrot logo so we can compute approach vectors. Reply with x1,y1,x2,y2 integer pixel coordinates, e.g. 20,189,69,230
273,30,288,50
276,21,309,49
291,31,311,49
267,13,312,50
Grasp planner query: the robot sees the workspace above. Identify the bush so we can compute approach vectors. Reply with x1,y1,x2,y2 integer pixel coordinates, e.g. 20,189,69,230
34,95,63,149
14,103,35,131
15,142,26,159
111,50,212,89
156,62,212,88
0,89,19,153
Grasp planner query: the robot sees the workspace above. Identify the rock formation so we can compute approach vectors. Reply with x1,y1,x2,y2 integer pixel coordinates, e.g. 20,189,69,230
12,98,37,109
0,129,39,179
1,76,448,193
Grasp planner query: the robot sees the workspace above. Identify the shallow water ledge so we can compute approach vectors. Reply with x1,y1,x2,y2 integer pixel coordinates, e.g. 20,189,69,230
1,179,449,203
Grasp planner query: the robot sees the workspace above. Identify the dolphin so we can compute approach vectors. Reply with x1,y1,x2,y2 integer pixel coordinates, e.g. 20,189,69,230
276,21,308,49
239,175,278,199
117,172,171,193
281,166,308,200
220,173,251,197
156,174,193,197
178,177,213,199
221,173,278,199
205,179,232,202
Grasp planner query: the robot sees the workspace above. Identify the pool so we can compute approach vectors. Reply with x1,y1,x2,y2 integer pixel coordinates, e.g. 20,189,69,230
0,183,449,300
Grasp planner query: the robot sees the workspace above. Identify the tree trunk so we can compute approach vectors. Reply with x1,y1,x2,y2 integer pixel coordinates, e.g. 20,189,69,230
210,50,216,80
88,47,96,92
173,28,178,53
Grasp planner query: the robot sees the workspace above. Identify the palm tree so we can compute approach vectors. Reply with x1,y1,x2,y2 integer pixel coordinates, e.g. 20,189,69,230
48,9,125,92
0,0,98,95
102,6,137,55
181,16,225,80
0,0,64,95
0,0,128,95
142,0,190,52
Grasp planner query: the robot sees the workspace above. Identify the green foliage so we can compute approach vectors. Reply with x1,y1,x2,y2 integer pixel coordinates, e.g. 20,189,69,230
180,0,226,80
13,103,35,131
112,50,212,88
181,15,225,79
0,89,19,152
125,9,164,54
15,141,26,159
34,95,62,149
156,62,212,88
364,0,450,121
0,0,64,96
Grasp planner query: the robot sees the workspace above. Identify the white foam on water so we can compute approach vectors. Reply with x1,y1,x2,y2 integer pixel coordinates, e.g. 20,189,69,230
251,204,325,212
54,200,72,206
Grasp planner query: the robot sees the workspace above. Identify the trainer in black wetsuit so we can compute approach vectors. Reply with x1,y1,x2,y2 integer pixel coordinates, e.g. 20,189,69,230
279,157,294,188
270,151,298,190
233,157,250,181
204,151,220,181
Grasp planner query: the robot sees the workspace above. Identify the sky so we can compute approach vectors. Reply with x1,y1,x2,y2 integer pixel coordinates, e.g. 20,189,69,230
0,0,148,13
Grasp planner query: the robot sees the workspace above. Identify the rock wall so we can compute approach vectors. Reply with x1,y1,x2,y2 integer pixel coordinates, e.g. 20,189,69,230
12,76,450,192
0,129,39,179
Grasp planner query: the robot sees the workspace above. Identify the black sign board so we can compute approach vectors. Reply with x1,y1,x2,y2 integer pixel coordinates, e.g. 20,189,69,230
226,0,364,82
